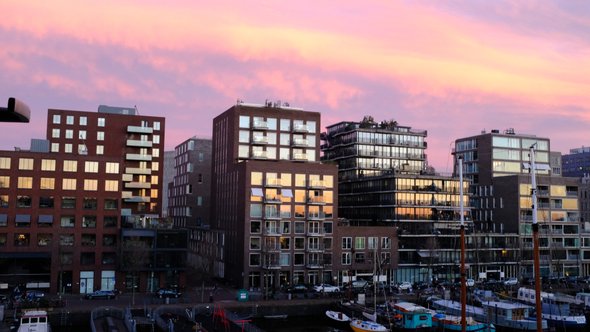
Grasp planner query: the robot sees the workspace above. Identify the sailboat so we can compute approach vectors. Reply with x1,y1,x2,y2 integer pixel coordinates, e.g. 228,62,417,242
430,157,495,332
349,248,388,332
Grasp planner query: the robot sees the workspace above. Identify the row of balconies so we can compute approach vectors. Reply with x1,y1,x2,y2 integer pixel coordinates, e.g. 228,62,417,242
257,244,326,252
261,213,329,221
251,137,311,147
263,197,327,205
264,179,327,189
264,227,325,236
251,121,310,133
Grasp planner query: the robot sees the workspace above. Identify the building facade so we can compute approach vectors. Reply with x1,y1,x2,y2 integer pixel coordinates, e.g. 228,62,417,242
562,147,590,178
321,118,471,284
211,101,338,291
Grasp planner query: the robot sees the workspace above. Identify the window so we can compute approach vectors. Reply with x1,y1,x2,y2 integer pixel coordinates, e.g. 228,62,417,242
250,237,261,250
152,161,159,171
239,116,250,128
41,159,56,171
83,197,98,210
62,178,77,190
104,199,118,210
154,121,161,130
52,128,60,138
0,196,8,208
18,158,33,170
84,179,98,191
249,253,260,266
17,177,32,189
60,234,74,247
105,180,118,192
15,233,30,246
40,178,55,190
106,162,119,173
61,197,76,209
104,216,117,228
60,216,75,227
342,237,352,249
0,157,10,169
38,233,52,246
81,252,95,265
52,114,61,124
97,146,105,155
51,143,59,152
80,116,87,126
197,196,202,206
342,252,351,265
355,237,365,250
63,160,77,172
0,176,9,188
103,235,116,247
98,118,105,127
66,115,74,125
65,129,73,139
152,148,160,157
294,221,305,234
79,130,86,139
97,131,104,141
382,237,391,249
16,196,31,207
39,196,54,208
368,237,378,249
82,216,96,228
153,135,160,144
85,161,99,173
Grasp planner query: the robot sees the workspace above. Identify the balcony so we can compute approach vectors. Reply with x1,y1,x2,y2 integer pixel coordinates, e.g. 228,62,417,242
292,124,309,133
252,121,268,130
126,139,153,148
124,196,150,203
264,213,281,220
308,181,326,189
125,167,152,175
292,153,307,161
126,153,152,161
264,196,282,204
264,227,282,236
308,214,326,221
251,136,269,145
307,197,326,205
306,245,324,252
125,181,151,189
291,138,308,147
251,151,268,159
127,125,153,134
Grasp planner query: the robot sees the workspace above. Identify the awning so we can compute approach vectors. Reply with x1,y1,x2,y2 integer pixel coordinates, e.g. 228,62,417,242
38,215,53,224
15,214,31,223
251,188,264,197
281,189,293,197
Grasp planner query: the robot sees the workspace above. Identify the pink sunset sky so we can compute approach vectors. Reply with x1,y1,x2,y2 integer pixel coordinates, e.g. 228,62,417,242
1,0,589,172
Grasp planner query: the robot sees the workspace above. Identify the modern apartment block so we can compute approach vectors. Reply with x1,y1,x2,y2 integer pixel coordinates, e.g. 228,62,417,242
454,129,586,278
169,138,212,228
562,146,590,178
0,105,187,295
211,101,338,291
321,118,470,283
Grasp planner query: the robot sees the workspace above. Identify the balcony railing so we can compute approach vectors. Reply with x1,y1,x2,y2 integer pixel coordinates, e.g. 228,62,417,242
252,121,268,130
264,227,282,235
127,125,153,134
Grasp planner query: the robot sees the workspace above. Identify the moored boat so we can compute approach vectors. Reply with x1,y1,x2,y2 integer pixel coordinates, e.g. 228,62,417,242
430,311,495,332
17,310,51,332
517,287,586,330
389,301,432,330
349,318,388,332
432,298,547,331
326,310,351,322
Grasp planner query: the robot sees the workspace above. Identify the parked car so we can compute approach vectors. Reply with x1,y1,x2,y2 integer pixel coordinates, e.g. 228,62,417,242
85,290,116,299
155,288,182,298
313,284,340,293
287,284,309,293
397,281,412,291
504,277,518,286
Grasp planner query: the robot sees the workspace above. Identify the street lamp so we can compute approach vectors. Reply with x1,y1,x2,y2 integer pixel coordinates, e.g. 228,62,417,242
0,97,30,123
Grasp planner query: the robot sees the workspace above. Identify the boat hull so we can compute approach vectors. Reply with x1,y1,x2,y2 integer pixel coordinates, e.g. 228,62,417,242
349,319,388,332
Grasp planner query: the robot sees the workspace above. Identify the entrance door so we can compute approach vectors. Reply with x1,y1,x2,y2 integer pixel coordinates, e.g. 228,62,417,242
80,271,94,294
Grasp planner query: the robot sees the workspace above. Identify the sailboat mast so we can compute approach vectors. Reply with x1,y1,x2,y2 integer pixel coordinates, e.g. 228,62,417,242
529,144,543,332
459,157,467,332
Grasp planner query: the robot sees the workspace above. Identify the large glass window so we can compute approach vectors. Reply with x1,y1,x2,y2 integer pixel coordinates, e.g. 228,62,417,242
16,196,31,207
239,116,250,128
40,178,55,190
85,161,99,173
61,197,76,209
342,237,352,249
62,179,77,190
105,180,118,192
17,177,32,189
84,179,98,191
41,159,56,171
39,196,54,208
355,237,365,250
61,216,75,227
0,176,9,188
63,160,77,172
0,157,10,169
106,162,119,174
83,198,98,210
52,114,60,124
18,158,33,170
82,216,96,228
